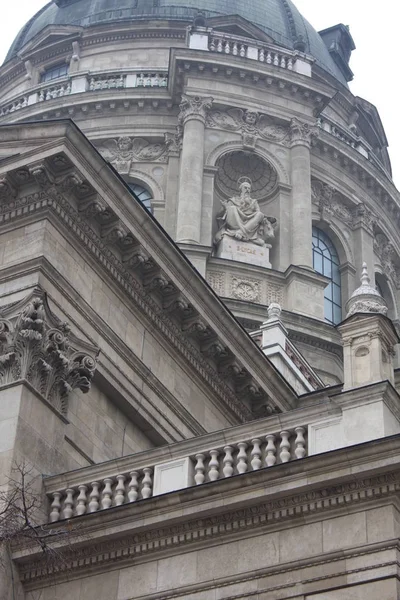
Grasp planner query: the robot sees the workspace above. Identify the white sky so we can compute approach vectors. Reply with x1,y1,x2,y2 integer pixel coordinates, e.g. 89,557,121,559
0,1,399,186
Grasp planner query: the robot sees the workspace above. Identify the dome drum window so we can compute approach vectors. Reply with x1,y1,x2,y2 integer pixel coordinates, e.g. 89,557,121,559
312,227,342,325
40,63,69,83
127,183,153,213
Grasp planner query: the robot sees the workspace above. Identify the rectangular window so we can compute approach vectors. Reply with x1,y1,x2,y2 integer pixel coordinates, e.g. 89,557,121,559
41,63,68,83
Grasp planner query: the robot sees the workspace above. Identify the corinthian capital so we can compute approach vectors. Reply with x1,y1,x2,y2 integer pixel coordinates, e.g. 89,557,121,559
179,94,214,125
0,288,99,415
289,117,319,147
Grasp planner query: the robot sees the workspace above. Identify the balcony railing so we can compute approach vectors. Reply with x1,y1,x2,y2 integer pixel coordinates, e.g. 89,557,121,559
0,70,169,117
46,423,308,523
318,116,370,159
189,29,314,77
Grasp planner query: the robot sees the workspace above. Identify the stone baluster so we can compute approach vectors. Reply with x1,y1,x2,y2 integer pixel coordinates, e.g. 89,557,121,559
141,468,153,499
115,475,126,506
101,478,113,509
128,471,139,502
274,53,279,66
224,40,230,54
63,488,75,519
265,434,276,467
266,51,272,64
289,118,318,267
49,492,62,522
294,427,307,459
217,39,223,52
76,485,88,516
280,56,286,68
223,446,234,478
239,44,246,57
279,431,291,463
208,450,220,481
194,454,206,485
259,48,265,61
288,57,293,70
237,442,248,474
233,42,238,56
88,482,100,512
176,94,213,244
251,439,262,470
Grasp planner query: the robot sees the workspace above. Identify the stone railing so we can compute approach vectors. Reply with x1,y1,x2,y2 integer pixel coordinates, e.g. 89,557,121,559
0,70,169,117
189,30,313,77
47,425,307,522
318,116,370,159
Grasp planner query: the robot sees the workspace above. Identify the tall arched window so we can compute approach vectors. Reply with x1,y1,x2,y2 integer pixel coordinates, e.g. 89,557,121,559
312,227,342,325
127,182,153,213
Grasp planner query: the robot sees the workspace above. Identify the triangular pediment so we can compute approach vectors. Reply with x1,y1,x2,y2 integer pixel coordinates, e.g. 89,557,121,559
207,15,275,45
17,24,84,58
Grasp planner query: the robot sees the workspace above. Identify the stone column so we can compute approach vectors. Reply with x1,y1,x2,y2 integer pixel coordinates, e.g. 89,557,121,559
176,94,213,244
289,118,318,268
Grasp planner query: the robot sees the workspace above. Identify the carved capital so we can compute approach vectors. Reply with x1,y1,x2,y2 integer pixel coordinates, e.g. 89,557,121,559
0,289,99,415
289,118,319,147
179,94,213,125
352,203,376,232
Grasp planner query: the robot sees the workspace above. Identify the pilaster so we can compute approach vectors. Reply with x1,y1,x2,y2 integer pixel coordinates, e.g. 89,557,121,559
289,118,319,268
176,94,213,244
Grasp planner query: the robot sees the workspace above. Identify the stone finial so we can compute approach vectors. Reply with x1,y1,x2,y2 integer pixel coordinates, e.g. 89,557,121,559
346,262,388,317
0,288,99,415
267,303,282,322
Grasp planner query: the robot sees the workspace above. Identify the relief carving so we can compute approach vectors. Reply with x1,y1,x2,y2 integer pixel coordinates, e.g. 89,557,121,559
0,289,99,415
231,277,261,303
374,232,400,287
96,136,170,173
206,108,289,148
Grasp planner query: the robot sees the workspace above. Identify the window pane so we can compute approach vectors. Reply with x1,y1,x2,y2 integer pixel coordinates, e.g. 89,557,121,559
313,252,323,272
312,227,342,324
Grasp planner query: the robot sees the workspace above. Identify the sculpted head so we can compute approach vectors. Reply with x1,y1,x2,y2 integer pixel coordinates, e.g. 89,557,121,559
118,137,133,151
244,111,258,125
238,177,252,196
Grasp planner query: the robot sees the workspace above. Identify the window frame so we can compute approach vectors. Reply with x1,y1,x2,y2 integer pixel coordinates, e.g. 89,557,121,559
312,226,342,325
127,182,153,213
40,63,69,84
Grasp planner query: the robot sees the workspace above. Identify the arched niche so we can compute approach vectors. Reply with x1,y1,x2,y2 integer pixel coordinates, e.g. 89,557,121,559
375,271,398,321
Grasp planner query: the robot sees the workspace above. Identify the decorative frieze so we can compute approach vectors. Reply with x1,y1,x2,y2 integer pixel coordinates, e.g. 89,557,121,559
206,107,289,148
0,289,98,415
95,136,170,172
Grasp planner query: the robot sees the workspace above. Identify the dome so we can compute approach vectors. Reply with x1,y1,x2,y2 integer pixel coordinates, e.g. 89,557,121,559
5,0,348,84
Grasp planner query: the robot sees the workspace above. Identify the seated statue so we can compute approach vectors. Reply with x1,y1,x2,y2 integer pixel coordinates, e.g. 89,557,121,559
214,177,276,247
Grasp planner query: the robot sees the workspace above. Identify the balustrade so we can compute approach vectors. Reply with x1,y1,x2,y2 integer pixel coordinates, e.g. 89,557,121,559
47,426,307,522
135,72,168,87
208,33,296,71
0,96,28,116
39,81,72,101
89,73,126,91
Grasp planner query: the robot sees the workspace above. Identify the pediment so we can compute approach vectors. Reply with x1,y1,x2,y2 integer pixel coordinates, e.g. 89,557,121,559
207,15,275,44
17,24,83,58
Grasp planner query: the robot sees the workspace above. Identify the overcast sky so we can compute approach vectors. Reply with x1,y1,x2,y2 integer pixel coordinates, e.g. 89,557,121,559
0,1,399,186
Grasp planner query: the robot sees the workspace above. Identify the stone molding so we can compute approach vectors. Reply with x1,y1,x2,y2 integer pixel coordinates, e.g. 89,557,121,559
0,151,285,420
17,466,400,585
0,288,98,415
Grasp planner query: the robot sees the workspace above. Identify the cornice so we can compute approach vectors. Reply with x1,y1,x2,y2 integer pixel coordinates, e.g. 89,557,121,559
0,135,296,418
16,456,400,586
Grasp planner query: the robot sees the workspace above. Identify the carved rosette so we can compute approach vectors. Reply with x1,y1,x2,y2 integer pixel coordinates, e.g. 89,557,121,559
178,94,214,126
289,117,319,147
0,290,99,415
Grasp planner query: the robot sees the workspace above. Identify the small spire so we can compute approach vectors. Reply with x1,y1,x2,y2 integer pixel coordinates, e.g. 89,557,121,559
267,302,282,322
360,262,370,287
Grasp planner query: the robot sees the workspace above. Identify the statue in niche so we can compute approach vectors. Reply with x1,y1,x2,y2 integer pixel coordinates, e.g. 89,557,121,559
214,177,277,247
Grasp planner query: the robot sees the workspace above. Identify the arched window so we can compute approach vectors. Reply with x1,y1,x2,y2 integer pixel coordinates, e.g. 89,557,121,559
312,227,342,325
127,183,153,213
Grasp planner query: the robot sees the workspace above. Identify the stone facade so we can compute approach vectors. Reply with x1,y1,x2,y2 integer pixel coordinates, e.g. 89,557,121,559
0,2,399,599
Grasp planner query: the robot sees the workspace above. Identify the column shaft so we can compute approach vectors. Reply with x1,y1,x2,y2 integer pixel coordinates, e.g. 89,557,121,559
290,141,313,268
176,116,205,243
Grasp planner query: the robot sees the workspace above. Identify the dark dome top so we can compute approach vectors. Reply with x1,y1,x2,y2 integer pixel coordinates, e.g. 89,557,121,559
5,0,347,84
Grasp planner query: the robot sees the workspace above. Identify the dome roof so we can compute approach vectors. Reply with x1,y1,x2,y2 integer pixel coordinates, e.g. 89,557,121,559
5,0,347,84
